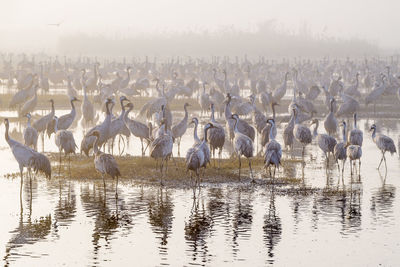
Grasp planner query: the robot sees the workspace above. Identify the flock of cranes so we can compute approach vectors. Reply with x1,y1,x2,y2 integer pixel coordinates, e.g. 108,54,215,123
1,54,400,197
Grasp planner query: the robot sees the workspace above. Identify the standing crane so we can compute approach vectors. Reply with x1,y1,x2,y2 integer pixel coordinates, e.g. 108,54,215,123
54,116,77,173
88,130,121,198
23,113,38,151
311,118,337,168
150,118,173,184
334,121,347,177
370,124,397,171
172,103,190,156
208,103,225,167
323,98,337,136
4,118,51,187
231,114,254,181
264,119,282,179
124,102,151,156
47,97,80,137
32,99,55,151
348,113,363,146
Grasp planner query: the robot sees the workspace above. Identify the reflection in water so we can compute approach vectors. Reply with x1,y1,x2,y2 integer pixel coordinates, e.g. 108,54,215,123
370,183,396,226
53,181,76,232
147,188,174,262
4,179,51,266
231,187,254,258
185,187,212,265
341,184,362,236
263,185,282,265
80,184,128,266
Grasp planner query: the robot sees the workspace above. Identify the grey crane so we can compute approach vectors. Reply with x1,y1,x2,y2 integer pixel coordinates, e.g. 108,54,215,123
261,102,278,148
54,116,77,173
172,103,190,156
81,98,114,156
348,113,363,146
323,98,338,136
19,85,38,117
272,72,289,103
150,118,174,184
88,130,121,198
124,102,151,156
283,107,296,152
47,97,80,138
199,82,211,116
4,118,51,186
32,99,55,151
23,113,38,151
347,144,362,178
311,118,337,167
294,107,312,159
334,121,347,177
208,104,225,167
186,123,214,184
81,83,95,128
225,93,255,143
109,96,131,155
231,114,254,181
370,124,397,171
264,119,282,179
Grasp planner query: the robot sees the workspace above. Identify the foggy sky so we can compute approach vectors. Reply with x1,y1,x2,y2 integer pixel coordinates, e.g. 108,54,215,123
1,0,399,52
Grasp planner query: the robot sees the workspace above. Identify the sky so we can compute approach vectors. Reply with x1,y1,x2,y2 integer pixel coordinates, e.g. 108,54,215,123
1,0,399,51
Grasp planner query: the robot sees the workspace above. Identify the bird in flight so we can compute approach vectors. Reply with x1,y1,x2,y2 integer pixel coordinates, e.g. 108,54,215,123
48,20,64,27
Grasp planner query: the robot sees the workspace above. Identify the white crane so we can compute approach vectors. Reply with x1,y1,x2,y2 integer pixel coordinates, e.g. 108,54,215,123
19,85,38,117
294,107,312,159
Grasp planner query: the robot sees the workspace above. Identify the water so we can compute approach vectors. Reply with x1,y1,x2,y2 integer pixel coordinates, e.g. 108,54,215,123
1,108,400,266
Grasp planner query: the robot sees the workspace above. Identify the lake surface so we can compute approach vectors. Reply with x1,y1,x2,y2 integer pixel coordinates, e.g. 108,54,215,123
0,107,400,266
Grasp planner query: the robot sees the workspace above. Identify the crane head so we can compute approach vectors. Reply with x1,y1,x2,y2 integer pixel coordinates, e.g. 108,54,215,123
370,124,377,131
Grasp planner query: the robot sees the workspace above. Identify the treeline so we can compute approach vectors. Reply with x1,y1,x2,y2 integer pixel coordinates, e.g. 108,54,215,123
57,23,379,58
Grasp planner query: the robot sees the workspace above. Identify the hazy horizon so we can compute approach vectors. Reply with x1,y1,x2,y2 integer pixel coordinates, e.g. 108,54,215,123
1,0,399,53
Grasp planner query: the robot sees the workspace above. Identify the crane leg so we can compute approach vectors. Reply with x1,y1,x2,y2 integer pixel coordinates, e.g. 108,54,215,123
378,152,384,169
248,158,254,182
178,139,181,157
218,148,222,169
59,150,62,174
358,160,361,181
238,156,241,180
383,153,387,172
141,139,144,157
115,176,118,199
350,160,353,176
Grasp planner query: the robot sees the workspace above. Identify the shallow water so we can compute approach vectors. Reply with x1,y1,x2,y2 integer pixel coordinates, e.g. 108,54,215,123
1,106,400,266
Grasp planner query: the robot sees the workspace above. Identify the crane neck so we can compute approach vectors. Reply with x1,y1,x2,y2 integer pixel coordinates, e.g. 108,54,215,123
93,134,100,155
50,101,55,115
70,99,76,111
272,104,276,120
353,116,357,129
288,110,295,127
210,105,216,122
313,121,319,137
269,122,276,140
54,117,58,133
203,126,210,143
4,122,10,143
233,116,239,133
342,124,347,143
371,127,376,139
193,120,199,143
224,98,232,119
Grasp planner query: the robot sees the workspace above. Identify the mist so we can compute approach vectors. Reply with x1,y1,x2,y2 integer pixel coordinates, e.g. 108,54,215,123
1,0,399,55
